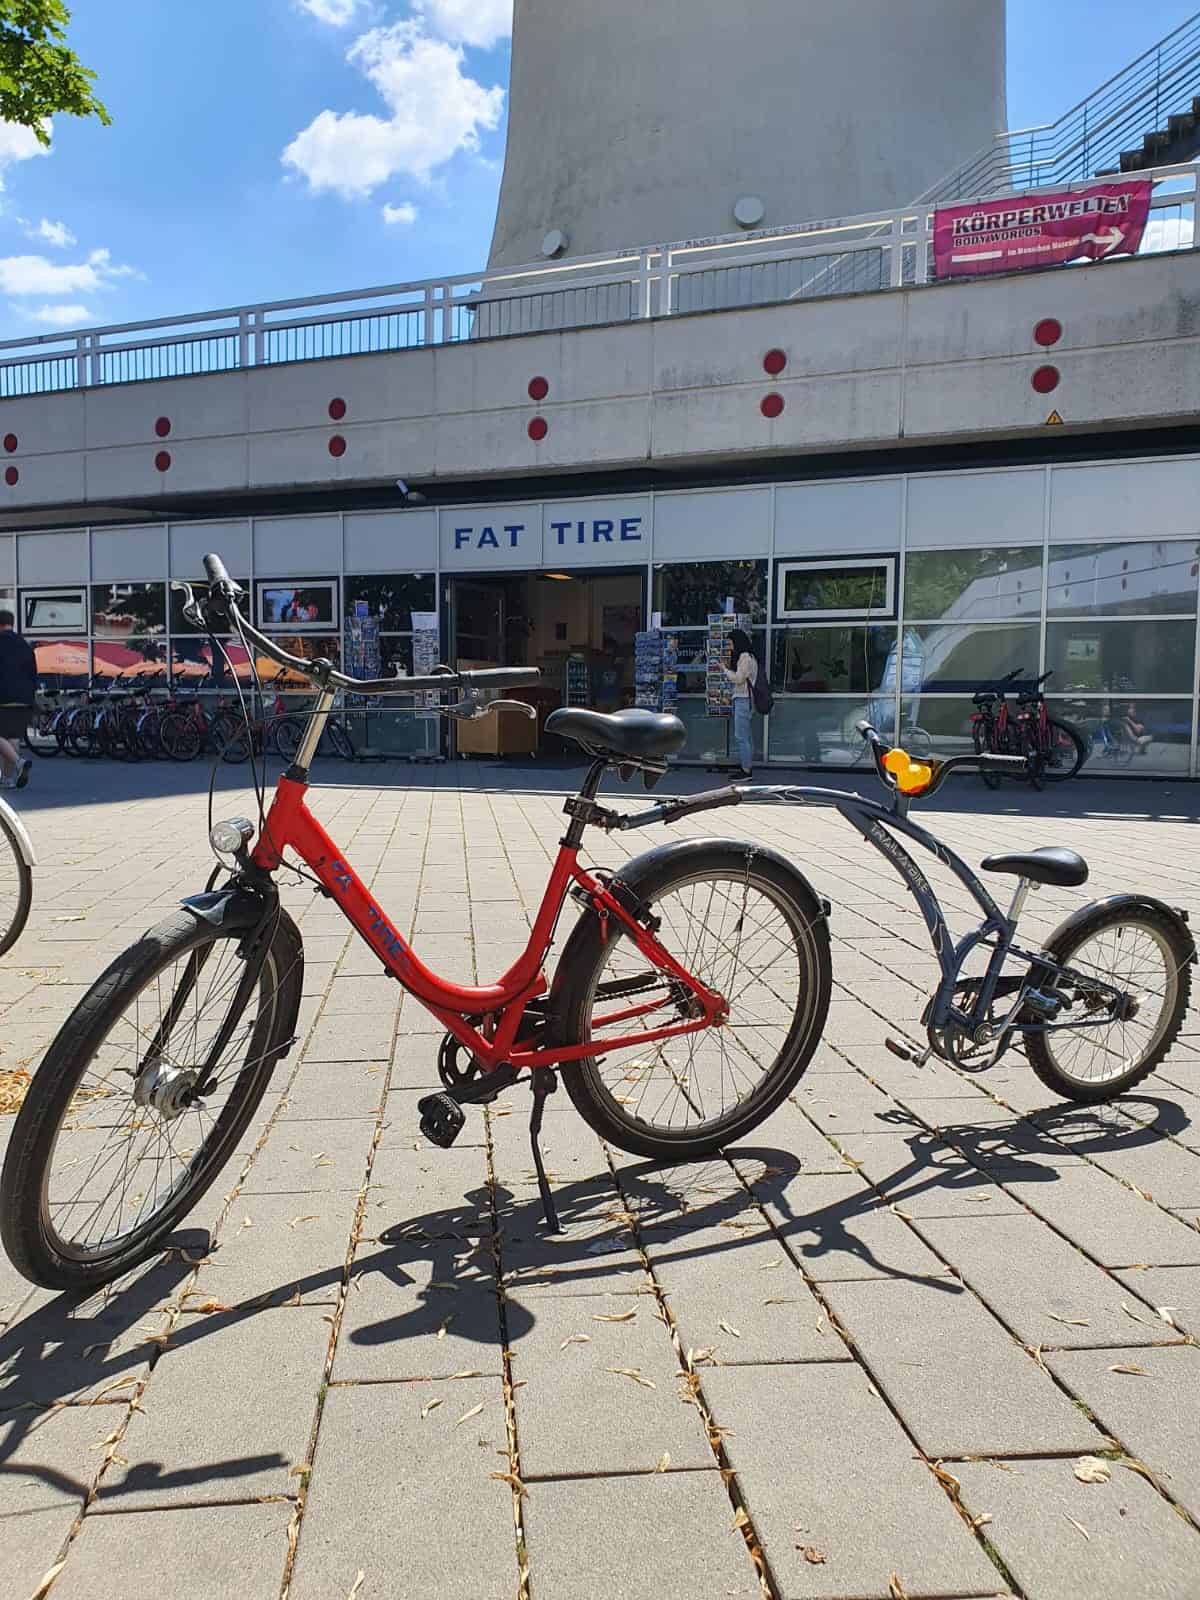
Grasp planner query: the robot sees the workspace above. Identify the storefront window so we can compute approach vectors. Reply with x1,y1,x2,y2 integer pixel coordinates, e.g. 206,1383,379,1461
253,634,340,690
909,623,1039,692
775,557,896,620
91,583,166,638
654,560,767,626
344,574,436,629
903,547,1042,622
771,625,896,694
1046,619,1196,695
1047,541,1200,616
769,698,895,763
97,639,172,684
1054,697,1193,776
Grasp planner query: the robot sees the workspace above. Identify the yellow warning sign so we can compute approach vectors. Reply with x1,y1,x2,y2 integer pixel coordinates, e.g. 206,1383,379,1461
1045,410,1064,426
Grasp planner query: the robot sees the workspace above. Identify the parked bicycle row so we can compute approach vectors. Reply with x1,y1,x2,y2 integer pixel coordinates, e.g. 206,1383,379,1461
970,668,1087,787
25,686,360,763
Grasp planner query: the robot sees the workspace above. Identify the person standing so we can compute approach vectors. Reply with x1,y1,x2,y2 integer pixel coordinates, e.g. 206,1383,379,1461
0,608,35,790
722,627,759,778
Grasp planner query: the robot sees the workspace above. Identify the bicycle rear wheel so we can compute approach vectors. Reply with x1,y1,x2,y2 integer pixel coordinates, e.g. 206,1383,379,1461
0,902,304,1290
0,804,32,958
159,711,202,761
555,841,831,1161
322,720,355,761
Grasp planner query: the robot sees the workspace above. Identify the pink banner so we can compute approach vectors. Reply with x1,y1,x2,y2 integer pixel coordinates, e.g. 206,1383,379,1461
933,180,1152,279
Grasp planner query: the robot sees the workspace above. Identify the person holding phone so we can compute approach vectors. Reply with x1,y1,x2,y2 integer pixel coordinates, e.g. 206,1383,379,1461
722,627,759,777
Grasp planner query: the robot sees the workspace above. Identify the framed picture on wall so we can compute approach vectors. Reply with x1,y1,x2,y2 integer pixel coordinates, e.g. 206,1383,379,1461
21,587,88,635
255,579,339,633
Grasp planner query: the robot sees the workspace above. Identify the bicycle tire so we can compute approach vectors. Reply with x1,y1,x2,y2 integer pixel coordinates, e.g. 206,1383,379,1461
27,710,61,757
64,708,93,757
159,711,203,762
211,712,250,763
0,901,304,1291
972,720,1001,789
1039,717,1086,783
272,716,304,762
323,720,355,761
136,708,163,760
1025,902,1192,1103
554,839,832,1161
1021,721,1045,790
0,805,33,958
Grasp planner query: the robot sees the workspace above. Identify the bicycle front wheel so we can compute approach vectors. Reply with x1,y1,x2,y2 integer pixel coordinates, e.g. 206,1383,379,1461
1039,718,1086,782
0,804,32,958
0,903,304,1290
556,842,832,1161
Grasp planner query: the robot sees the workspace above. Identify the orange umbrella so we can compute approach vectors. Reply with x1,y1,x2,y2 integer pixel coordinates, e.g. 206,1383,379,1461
34,640,90,677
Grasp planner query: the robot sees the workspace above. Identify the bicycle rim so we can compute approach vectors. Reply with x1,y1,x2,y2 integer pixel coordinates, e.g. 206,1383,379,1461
0,812,30,956
1038,919,1179,1089
38,930,284,1265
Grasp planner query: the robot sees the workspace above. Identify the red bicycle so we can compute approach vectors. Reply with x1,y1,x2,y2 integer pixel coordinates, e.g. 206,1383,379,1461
1,555,831,1290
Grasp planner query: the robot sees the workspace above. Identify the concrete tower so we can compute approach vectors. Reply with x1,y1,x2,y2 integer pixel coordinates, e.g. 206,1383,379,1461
489,0,1006,267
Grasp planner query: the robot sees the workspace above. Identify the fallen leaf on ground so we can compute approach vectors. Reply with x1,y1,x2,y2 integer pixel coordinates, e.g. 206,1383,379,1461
450,1369,481,1379
733,1507,751,1533
593,1309,636,1323
1065,1515,1090,1541
798,1547,826,1564
437,1317,454,1340
288,1215,319,1229
1155,1306,1179,1329
717,1319,742,1338
888,1573,910,1600
30,1559,67,1600
192,1299,230,1315
240,1216,253,1230
345,1571,365,1600
1108,1363,1151,1376
491,1470,528,1496
970,1512,992,1530
455,1402,485,1426
1120,1301,1152,1325
1073,1456,1112,1484
763,1297,803,1306
608,1367,656,1389
1047,1313,1090,1327
288,1463,310,1478
560,1333,591,1349
420,1397,443,1419
759,1259,783,1270
654,1452,671,1473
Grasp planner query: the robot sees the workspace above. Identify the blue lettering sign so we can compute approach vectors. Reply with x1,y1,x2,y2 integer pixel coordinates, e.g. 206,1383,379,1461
454,528,472,549
550,521,571,546
620,517,643,542
592,519,614,542
505,524,523,548
478,526,499,549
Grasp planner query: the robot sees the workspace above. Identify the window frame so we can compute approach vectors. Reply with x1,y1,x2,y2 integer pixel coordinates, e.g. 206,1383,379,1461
20,586,89,636
254,577,340,634
774,556,897,623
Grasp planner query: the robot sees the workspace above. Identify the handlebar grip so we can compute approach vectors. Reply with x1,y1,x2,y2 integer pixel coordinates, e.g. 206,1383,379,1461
854,720,880,742
458,668,542,689
202,552,234,591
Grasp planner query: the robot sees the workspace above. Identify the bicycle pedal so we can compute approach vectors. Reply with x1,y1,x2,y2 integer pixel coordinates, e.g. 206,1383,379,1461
417,1091,466,1149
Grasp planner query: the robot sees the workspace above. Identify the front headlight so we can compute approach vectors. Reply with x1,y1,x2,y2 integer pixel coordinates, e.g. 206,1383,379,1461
209,817,255,866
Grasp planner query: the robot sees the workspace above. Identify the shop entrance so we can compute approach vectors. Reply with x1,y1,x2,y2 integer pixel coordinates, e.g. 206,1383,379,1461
448,566,645,759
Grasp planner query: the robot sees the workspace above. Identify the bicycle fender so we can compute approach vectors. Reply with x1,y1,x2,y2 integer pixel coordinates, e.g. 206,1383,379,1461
0,795,36,867
181,885,284,932
1043,894,1197,965
549,837,831,1004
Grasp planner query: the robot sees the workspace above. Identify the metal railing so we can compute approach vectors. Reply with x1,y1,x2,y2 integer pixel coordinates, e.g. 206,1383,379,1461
922,9,1200,203
0,165,1195,402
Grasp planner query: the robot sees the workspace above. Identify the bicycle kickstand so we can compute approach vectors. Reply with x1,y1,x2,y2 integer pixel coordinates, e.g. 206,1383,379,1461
528,1067,562,1234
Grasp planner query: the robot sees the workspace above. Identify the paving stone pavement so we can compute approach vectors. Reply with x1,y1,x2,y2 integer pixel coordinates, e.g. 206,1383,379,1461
1,757,1199,1600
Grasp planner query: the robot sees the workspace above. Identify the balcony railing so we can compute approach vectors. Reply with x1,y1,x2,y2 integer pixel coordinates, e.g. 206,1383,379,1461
0,163,1195,401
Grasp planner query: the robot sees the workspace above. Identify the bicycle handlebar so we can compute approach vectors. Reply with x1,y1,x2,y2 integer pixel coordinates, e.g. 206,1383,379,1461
181,561,542,698
855,721,1027,800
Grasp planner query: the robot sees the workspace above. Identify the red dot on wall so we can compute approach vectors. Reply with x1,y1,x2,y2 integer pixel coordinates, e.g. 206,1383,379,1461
1031,365,1060,394
528,376,549,401
328,434,347,458
2,433,17,454
761,392,785,419
4,466,17,486
763,349,787,376
528,416,548,441
154,416,171,438
1034,318,1063,348
154,450,171,472
328,397,347,421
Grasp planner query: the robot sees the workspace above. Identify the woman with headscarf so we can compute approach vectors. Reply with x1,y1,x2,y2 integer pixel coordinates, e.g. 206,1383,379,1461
721,627,759,778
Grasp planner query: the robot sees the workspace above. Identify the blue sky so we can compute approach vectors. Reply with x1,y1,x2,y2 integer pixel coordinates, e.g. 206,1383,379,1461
0,0,1192,338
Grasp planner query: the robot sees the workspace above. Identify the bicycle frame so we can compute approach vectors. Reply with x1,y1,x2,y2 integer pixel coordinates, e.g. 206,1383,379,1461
246,767,727,1077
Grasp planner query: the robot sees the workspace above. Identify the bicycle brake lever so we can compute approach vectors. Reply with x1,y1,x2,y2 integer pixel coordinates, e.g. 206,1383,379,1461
171,580,207,631
486,699,537,720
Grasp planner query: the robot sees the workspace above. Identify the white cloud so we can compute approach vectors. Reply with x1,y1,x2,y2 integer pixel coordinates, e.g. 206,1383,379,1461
28,217,76,248
382,200,418,224
418,0,512,49
1141,215,1194,253
0,250,138,296
0,120,51,191
15,302,92,327
282,21,504,198
295,0,363,23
